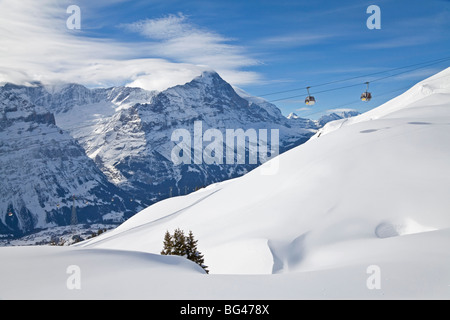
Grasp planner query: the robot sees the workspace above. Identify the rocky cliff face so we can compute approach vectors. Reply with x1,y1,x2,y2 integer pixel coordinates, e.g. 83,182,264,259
0,90,139,236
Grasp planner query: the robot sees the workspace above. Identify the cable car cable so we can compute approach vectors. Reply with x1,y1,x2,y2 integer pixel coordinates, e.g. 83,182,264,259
267,58,450,103
258,56,450,98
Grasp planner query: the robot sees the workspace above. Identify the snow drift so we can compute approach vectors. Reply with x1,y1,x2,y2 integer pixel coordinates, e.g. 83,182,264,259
0,246,206,299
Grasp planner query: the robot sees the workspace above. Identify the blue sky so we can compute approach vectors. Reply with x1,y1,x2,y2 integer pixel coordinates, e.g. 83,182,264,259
1,0,449,118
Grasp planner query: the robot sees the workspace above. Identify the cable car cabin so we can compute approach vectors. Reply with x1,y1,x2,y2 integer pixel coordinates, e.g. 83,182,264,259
361,92,372,102
305,96,316,105
305,86,315,105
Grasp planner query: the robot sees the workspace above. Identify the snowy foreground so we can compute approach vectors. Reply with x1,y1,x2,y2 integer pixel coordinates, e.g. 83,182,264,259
1,68,450,299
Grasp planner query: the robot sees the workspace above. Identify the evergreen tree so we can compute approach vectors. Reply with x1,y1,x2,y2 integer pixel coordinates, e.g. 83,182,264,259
186,230,209,274
172,228,187,257
185,230,197,260
161,228,209,274
161,230,174,255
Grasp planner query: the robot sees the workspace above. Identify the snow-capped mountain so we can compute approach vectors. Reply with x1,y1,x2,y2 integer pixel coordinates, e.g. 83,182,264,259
0,90,139,236
288,110,361,126
0,71,359,236
316,110,360,127
287,112,299,119
2,72,342,205
2,82,158,115
76,71,317,200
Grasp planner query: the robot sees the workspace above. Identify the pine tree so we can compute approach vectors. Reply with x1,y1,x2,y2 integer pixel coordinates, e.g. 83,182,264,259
172,228,187,257
161,228,209,274
161,230,174,255
186,230,209,274
185,230,197,260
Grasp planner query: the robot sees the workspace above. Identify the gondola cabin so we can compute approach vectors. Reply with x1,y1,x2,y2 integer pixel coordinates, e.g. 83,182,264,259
361,82,372,102
361,91,372,101
305,96,316,105
305,86,316,105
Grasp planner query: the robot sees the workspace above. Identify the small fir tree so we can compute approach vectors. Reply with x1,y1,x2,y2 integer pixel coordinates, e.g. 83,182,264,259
161,228,209,273
172,228,187,257
161,230,174,255
186,230,209,274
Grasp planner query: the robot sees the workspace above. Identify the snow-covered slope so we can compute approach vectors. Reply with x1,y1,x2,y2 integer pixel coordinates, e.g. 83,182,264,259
314,70,450,138
1,68,449,299
77,68,450,295
0,246,205,299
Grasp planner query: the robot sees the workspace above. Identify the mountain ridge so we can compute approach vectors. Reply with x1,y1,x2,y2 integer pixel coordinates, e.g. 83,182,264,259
0,70,359,236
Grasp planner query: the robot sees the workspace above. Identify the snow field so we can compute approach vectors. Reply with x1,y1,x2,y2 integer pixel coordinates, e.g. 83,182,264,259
1,68,450,299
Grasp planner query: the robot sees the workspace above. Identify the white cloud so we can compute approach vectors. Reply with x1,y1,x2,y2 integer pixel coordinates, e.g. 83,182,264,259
260,33,333,48
122,13,193,40
121,14,262,79
356,35,434,50
0,1,261,91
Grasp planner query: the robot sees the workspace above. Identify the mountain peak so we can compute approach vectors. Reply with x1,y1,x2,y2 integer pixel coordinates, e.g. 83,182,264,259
163,69,241,105
287,112,299,119
200,69,221,78
191,70,225,86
